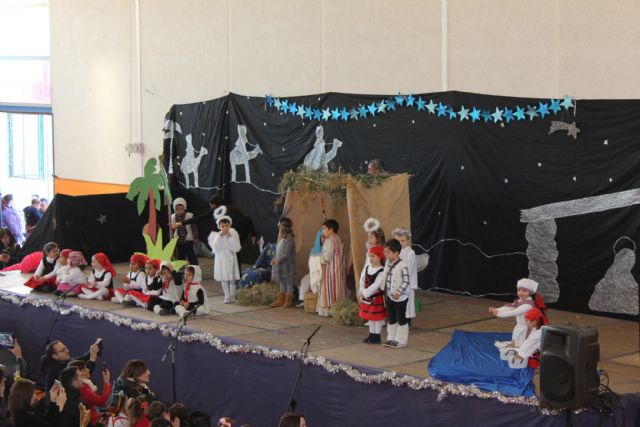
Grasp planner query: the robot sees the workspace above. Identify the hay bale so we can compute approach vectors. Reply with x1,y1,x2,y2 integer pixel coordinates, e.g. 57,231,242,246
330,299,364,326
237,282,279,306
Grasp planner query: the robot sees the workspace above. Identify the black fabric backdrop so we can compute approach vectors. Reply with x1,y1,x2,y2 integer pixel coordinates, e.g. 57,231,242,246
163,92,640,318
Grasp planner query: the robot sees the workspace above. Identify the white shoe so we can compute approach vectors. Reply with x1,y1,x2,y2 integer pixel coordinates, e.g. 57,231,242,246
223,297,230,304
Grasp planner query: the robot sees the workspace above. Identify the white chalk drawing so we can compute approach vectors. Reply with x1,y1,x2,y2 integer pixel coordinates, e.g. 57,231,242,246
520,188,640,304
589,237,638,315
230,125,262,183
163,119,182,174
179,134,208,189
303,125,343,172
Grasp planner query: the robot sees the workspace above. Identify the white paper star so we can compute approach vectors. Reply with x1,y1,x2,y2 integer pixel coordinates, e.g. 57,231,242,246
572,176,577,182
537,162,542,167
97,214,108,224
603,140,608,145
609,177,613,182
504,178,509,183
460,165,465,170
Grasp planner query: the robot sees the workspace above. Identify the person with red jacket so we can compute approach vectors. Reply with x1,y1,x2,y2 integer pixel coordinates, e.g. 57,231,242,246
67,359,112,426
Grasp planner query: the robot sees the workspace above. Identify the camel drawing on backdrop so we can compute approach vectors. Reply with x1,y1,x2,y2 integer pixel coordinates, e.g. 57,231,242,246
180,134,208,188
230,124,263,183
303,125,343,172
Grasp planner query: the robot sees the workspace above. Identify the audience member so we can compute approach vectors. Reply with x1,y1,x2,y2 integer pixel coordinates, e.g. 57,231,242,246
58,366,83,427
41,338,101,390
40,198,49,213
112,359,155,402
0,367,6,424
0,336,27,390
7,377,67,427
169,402,189,425
0,227,21,269
23,197,43,239
67,359,111,425
125,396,151,427
1,195,23,244
147,401,169,422
278,412,307,427
188,411,211,427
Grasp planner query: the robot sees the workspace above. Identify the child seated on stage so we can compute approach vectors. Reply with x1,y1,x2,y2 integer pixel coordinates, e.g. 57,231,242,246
79,252,116,300
392,228,418,325
358,245,387,344
502,307,548,369
24,242,60,292
175,265,209,318
150,261,183,315
113,254,148,304
381,239,411,348
129,259,163,309
208,215,241,304
489,278,547,350
55,251,88,296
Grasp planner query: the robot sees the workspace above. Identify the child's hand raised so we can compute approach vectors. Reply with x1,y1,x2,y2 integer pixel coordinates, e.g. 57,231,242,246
488,307,498,316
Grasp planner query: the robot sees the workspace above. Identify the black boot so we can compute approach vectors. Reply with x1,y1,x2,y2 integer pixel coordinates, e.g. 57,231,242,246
363,333,373,343
368,333,381,344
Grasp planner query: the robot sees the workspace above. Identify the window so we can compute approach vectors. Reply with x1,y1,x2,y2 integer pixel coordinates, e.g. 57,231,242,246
5,113,51,179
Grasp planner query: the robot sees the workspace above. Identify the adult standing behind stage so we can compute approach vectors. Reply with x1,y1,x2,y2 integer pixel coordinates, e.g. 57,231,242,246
1,195,23,245
367,159,386,175
40,338,102,390
172,195,258,262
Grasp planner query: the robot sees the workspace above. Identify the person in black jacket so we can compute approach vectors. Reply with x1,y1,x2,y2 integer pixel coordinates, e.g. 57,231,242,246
0,227,20,269
111,359,155,403
40,338,102,390
7,378,67,427
57,366,82,427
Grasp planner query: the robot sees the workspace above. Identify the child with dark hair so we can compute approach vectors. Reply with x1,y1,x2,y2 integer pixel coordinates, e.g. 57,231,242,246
0,227,20,269
24,241,60,292
171,197,199,265
270,217,297,308
208,216,241,304
169,402,189,425
278,412,307,427
125,396,151,427
147,401,168,422
175,265,209,318
317,219,346,317
381,239,411,348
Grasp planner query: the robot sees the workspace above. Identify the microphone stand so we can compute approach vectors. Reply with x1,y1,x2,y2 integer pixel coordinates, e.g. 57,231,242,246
287,325,321,413
161,304,200,403
43,282,84,349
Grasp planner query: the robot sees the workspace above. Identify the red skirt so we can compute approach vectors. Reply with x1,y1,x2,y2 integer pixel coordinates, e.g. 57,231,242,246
128,290,152,306
24,276,57,290
358,293,386,321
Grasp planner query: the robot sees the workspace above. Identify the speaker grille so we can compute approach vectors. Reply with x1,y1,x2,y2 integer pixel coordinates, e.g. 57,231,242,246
540,355,575,403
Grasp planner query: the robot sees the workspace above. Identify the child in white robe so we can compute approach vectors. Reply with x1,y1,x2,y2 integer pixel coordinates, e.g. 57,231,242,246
208,215,241,303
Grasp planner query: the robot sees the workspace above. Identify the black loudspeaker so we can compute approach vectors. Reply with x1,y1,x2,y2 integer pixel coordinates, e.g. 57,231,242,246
539,324,600,409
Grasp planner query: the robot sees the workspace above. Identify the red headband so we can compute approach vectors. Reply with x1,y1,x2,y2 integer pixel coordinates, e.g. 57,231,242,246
130,254,149,268
94,252,117,277
368,245,386,263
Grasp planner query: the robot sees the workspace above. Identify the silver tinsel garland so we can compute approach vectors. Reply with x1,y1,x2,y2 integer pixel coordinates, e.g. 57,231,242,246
0,290,556,412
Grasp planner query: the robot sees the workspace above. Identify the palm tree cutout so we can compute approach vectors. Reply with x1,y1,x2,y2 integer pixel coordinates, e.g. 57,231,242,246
126,157,172,244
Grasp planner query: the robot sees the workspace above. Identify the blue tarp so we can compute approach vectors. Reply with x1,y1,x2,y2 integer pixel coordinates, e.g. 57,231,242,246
428,330,536,397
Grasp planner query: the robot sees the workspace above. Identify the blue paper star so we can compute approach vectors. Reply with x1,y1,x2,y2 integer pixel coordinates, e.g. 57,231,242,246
281,100,289,112
395,94,405,106
297,105,305,118
469,107,481,122
377,100,387,114
560,95,574,110
538,102,550,118
491,107,503,123
525,105,538,121
457,105,469,121
368,103,377,116
340,107,349,121
549,99,561,114
358,105,368,118
266,94,274,106
406,94,415,106
436,103,447,117
482,111,492,122
387,99,397,111
416,97,426,111
322,108,331,121
513,106,525,121
426,100,437,114
313,109,322,121
503,107,514,123
331,108,340,121
274,98,282,110
349,108,359,120
447,108,457,119
288,102,298,115
304,106,314,120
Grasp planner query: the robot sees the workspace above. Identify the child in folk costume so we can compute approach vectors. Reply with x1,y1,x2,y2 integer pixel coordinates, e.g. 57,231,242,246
129,259,163,309
381,239,411,348
358,245,387,344
208,211,241,304
489,278,547,350
150,261,183,315
363,218,386,267
504,307,548,369
79,252,117,300
175,265,210,318
270,217,297,308
317,219,346,317
112,254,148,304
25,242,60,292
55,251,88,296
392,228,418,325
170,197,199,265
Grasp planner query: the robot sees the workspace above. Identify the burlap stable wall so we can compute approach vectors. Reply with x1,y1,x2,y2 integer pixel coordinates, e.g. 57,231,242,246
347,174,411,282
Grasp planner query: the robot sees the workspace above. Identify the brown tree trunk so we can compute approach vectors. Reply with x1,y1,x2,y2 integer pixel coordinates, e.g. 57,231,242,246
148,189,157,244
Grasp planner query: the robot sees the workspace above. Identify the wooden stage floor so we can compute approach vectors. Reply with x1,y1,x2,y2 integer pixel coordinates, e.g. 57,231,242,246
1,259,638,395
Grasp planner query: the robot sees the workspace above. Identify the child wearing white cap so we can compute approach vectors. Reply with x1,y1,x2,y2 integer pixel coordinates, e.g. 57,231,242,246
171,197,199,265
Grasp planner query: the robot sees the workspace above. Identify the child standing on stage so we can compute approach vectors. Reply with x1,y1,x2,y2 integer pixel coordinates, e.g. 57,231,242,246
489,278,547,350
317,219,346,317
170,197,199,265
208,215,241,304
55,251,87,296
270,217,297,309
358,245,387,344
79,252,117,300
129,259,163,309
150,261,182,315
113,254,148,304
175,265,209,318
381,239,411,348
25,242,60,292
392,228,418,325
363,218,386,266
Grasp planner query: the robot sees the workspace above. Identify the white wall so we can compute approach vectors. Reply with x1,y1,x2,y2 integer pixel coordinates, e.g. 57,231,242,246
49,0,640,185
